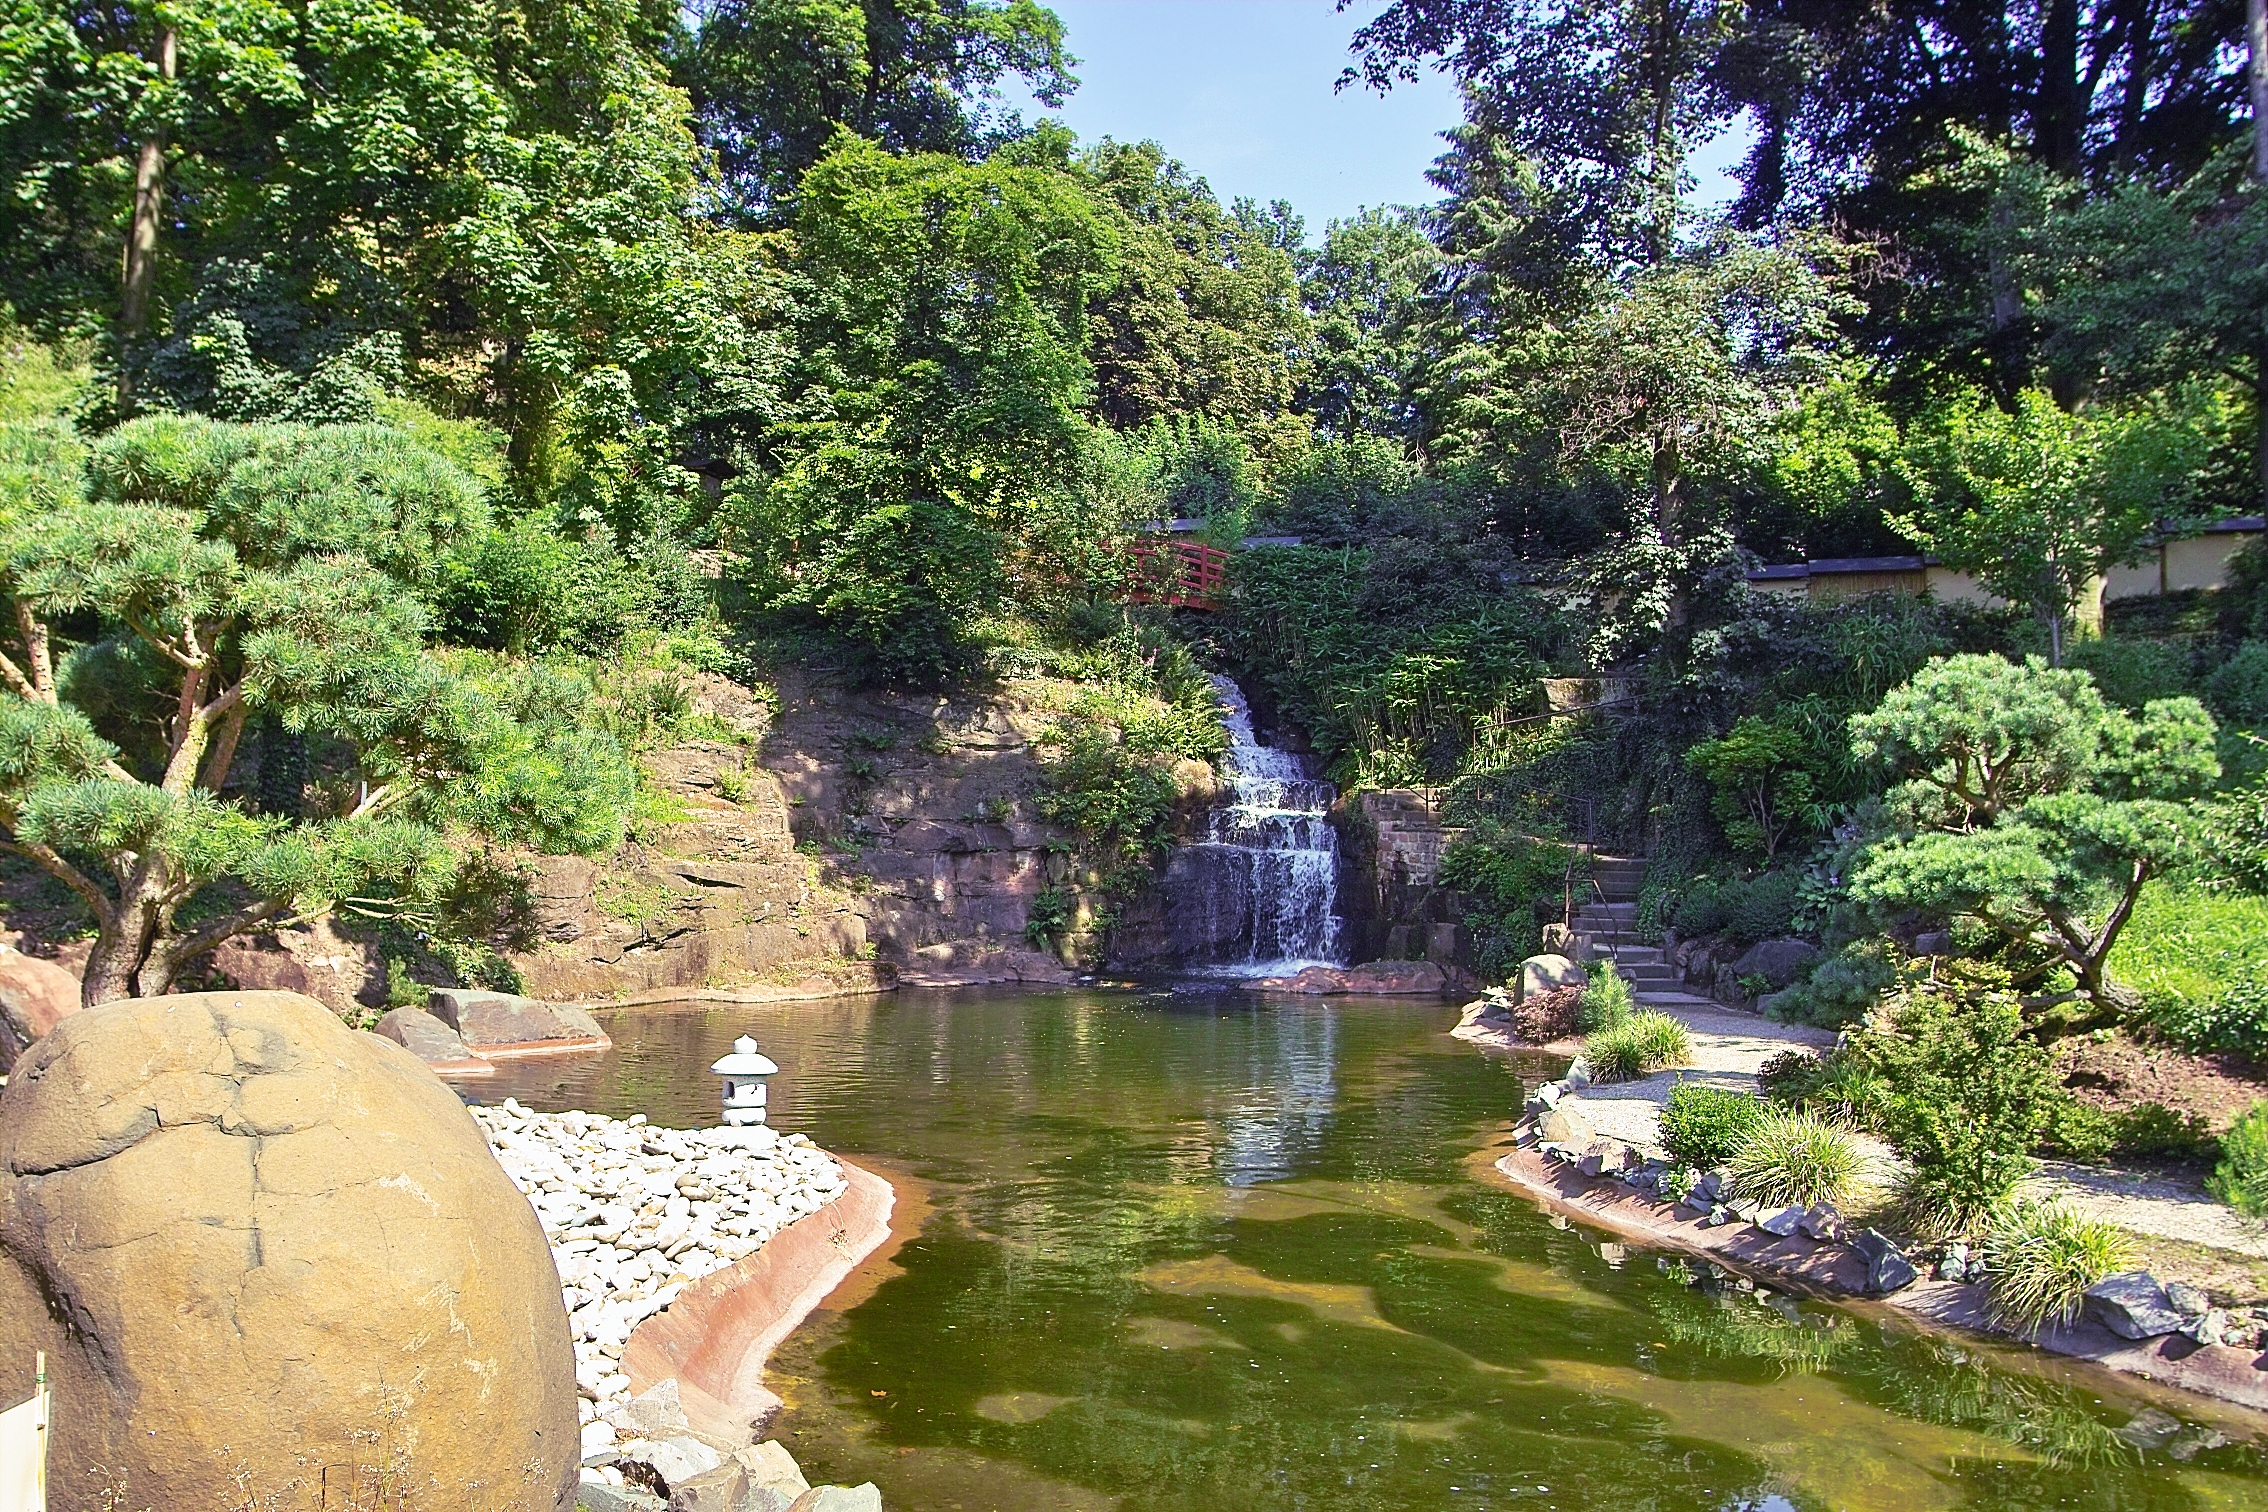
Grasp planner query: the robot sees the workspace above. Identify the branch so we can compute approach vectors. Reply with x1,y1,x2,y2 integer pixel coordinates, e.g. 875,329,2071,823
0,650,37,703
15,601,52,700
201,697,248,794
0,835,117,933
148,895,289,981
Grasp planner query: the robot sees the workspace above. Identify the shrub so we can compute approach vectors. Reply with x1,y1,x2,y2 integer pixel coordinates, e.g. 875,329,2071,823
1757,1050,1825,1107
1576,960,1635,1033
1584,1010,1692,1083
2041,1100,2218,1165
1767,940,1896,1029
2204,640,2268,727
1982,1199,2134,1334
2068,635,2194,713
2210,1100,2268,1216
1726,1110,1867,1209
1849,966,2058,1235
1725,869,1802,946
1660,1082,1768,1169
1511,984,1587,1042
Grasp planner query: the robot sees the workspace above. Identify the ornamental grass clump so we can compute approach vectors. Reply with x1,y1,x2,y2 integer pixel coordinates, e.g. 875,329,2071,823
1725,1110,1867,1209
1981,1199,2134,1335
1584,1010,1692,1083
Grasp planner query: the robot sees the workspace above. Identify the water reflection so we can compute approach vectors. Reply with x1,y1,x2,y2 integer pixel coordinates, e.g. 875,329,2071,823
475,990,2266,1512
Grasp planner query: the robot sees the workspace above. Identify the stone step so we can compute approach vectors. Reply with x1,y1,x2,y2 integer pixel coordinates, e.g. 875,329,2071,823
1633,989,1719,1010
1599,945,1659,964
1573,902,1638,921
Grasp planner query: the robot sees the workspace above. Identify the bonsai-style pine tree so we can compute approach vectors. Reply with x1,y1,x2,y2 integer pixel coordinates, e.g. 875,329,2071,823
0,416,636,1005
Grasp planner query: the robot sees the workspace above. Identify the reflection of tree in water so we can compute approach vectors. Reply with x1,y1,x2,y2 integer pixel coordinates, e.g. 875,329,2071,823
1868,1340,2139,1473
1648,1282,1858,1378
1211,1005,1338,1186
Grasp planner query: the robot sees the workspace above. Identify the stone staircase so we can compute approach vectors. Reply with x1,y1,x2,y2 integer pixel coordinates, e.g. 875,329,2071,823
1570,855,1715,1012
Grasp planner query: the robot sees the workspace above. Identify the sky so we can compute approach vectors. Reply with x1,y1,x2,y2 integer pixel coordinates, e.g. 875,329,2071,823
1001,1,1753,237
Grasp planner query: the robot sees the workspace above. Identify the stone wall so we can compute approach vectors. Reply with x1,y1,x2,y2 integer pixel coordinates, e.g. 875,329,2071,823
1343,790,1471,971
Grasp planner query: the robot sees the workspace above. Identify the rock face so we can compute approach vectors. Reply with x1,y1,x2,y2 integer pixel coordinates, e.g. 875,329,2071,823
2084,1272,2185,1339
430,988,611,1054
0,946,79,1073
0,990,580,1512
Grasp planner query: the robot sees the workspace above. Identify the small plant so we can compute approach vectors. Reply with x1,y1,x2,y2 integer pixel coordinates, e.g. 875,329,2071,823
1726,1110,1867,1209
1982,1199,2134,1334
1576,960,1635,1033
2210,1099,2268,1216
1756,1049,1825,1107
1025,885,1078,948
1660,1081,1768,1169
1583,1009,1692,1083
714,763,751,802
383,956,423,1010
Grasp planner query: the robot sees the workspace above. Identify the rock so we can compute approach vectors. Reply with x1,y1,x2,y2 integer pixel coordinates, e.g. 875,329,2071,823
1798,1203,1843,1242
372,1005,495,1077
1695,1168,1729,1203
641,1435,725,1487
608,1379,691,1440
1702,1204,1731,1227
1756,1206,1803,1237
1538,1103,1594,1147
2083,1272,2184,1340
0,946,79,1074
1517,954,1589,1001
1731,938,1820,990
1563,1058,1593,1090
1341,959,1448,994
2183,1308,2232,1347
2165,1279,2211,1318
0,990,580,1511
1727,1198,1762,1224
1529,1080,1563,1111
431,987,612,1052
2112,1407,2184,1451
668,1463,748,1512
1578,1139,1637,1177
581,1484,667,1512
787,1487,883,1512
1850,1228,1918,1295
1912,930,1955,957
735,1442,811,1500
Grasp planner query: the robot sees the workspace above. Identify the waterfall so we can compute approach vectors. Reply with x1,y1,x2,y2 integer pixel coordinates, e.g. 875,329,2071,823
1155,675,1342,973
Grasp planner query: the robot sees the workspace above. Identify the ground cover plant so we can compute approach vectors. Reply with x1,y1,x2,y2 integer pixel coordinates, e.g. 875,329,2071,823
2210,1101,2268,1217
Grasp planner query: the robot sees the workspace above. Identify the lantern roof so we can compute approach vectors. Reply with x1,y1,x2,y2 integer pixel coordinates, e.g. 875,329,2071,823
710,1034,779,1075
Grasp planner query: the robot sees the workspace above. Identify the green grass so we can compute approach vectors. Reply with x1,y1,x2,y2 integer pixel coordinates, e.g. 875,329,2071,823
1982,1199,2134,1335
1583,1010,1692,1083
2106,882,2268,1050
1725,1110,1867,1209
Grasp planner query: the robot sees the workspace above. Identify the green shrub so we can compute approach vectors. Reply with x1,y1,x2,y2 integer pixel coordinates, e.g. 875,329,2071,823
1726,1110,1868,1209
1442,831,1572,983
2204,640,2268,727
1756,1049,1825,1107
1726,869,1802,946
2210,1100,2268,1216
1850,966,2058,1235
1767,940,1895,1029
1982,1199,2134,1334
1584,1010,1692,1083
1660,1082,1768,1168
2067,635,2194,713
1577,960,1635,1032
2041,1099,2218,1165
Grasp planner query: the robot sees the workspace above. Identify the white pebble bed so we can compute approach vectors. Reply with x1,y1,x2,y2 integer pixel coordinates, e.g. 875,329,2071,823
473,1098,848,1440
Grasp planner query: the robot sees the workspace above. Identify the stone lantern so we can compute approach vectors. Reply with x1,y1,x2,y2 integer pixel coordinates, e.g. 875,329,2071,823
710,1034,779,1127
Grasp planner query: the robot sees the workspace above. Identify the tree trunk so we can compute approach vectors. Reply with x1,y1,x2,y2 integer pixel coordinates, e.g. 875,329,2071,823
79,896,159,1007
118,24,177,402
2251,0,2268,184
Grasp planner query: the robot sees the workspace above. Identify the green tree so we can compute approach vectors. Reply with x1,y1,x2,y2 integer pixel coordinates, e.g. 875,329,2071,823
1687,713,1816,861
0,416,636,1005
727,135,1117,683
1893,386,2219,664
1847,653,2220,1022
1299,207,1441,442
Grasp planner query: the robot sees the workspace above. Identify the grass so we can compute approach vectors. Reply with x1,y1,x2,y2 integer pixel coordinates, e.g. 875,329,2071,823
1725,1110,1867,1209
2105,881,2268,1050
1583,1009,1691,1083
2210,1099,2268,1217
1981,1198,2135,1335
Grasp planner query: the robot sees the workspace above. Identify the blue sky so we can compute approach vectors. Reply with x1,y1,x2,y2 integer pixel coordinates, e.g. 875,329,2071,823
1001,1,1749,237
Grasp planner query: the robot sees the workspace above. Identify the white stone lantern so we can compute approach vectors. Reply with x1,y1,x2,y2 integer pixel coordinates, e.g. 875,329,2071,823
710,1034,779,1127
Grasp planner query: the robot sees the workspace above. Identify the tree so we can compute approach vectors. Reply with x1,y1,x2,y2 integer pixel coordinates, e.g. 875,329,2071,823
1891,386,2217,663
1847,653,2219,1022
1687,714,1817,860
1299,208,1442,442
0,416,636,1005
673,0,1075,218
727,136,1117,683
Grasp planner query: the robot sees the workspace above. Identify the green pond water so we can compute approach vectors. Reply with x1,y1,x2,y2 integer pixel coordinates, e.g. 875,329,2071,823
475,988,2268,1512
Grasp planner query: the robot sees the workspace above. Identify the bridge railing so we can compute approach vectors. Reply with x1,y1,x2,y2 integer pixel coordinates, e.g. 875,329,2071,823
1125,540,1229,610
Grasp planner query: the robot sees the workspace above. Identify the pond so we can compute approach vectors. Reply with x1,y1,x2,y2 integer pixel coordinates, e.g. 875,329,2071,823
475,988,2268,1512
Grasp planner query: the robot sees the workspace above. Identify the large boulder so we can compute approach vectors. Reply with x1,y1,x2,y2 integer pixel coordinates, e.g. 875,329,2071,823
0,990,579,1511
0,946,80,1073
2083,1272,2185,1340
1516,954,1588,1002
1731,938,1821,991
429,987,611,1055
373,1006,496,1078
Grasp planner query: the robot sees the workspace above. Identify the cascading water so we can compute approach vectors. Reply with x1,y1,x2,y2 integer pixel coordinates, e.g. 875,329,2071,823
1155,675,1343,973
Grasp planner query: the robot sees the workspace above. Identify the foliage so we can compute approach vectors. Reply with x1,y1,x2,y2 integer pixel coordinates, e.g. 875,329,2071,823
1981,1199,2134,1335
0,416,635,1005
1686,715,1818,861
1892,388,2219,662
1440,829,1572,983
2104,881,2268,1054
1849,965,2058,1235
2209,1101,2268,1217
1765,940,1897,1030
2041,1100,2219,1166
1725,1110,1867,1210
1576,957,1634,1033
1663,869,1801,949
1849,654,2219,1020
1659,1081,1767,1170
2205,642,2268,730
1582,1008,1689,1083
728,137,1118,685
1509,984,1586,1042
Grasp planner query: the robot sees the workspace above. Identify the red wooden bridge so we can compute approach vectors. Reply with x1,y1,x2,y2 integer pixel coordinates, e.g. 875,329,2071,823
1126,539,1229,610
